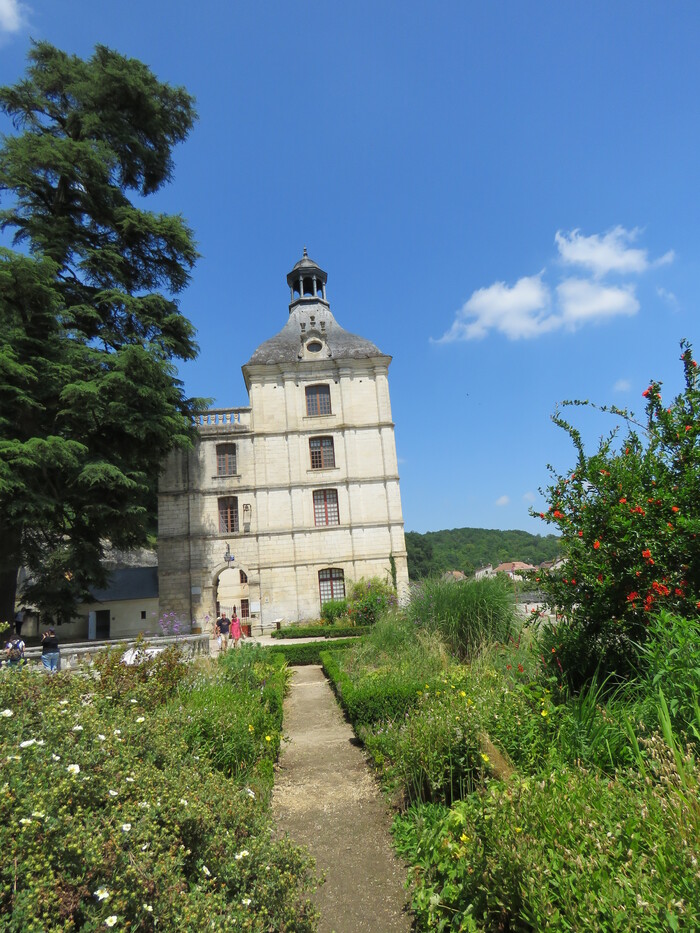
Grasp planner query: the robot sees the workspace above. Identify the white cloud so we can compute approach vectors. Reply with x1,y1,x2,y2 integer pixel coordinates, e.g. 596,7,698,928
556,278,639,329
613,378,631,393
436,273,555,342
555,226,650,277
0,0,26,33
522,491,536,503
657,286,678,309
495,495,510,507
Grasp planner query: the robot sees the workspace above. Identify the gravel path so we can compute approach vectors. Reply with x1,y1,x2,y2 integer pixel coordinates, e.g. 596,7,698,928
272,665,413,933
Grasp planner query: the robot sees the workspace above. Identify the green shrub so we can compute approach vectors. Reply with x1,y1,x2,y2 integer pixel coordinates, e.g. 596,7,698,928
347,576,397,626
407,575,517,660
263,639,358,665
0,654,318,930
395,758,700,932
640,610,700,737
270,624,369,639
320,598,348,624
533,340,700,690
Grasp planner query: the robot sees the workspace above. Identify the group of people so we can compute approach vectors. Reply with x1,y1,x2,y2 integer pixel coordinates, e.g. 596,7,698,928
4,627,61,671
215,607,242,652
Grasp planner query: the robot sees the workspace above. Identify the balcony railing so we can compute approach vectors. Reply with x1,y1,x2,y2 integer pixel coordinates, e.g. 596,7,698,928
195,408,251,428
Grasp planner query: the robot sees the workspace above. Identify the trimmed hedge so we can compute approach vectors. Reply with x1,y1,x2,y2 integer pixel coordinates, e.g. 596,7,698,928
261,639,358,665
321,650,426,726
270,625,370,640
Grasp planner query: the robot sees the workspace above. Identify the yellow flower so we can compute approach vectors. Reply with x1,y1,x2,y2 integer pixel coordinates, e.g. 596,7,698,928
460,690,466,698
515,827,523,834
480,753,490,764
541,709,548,717
460,833,469,843
265,735,271,742
248,724,254,733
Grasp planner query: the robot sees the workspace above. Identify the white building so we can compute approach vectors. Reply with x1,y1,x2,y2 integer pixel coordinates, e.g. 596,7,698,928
158,251,409,629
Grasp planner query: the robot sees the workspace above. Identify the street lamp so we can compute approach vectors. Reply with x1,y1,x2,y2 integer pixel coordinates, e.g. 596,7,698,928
223,542,235,566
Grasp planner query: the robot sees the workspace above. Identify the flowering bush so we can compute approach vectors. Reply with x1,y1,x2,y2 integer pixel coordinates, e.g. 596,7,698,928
533,340,700,687
347,577,397,627
0,650,318,930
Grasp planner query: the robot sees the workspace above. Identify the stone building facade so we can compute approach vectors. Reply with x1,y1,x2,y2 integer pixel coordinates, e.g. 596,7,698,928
158,251,409,629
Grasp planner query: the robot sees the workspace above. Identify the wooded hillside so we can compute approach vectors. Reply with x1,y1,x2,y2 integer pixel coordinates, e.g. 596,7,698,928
405,527,562,580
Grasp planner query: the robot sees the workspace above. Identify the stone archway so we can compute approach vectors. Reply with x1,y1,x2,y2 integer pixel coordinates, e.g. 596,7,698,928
216,567,251,624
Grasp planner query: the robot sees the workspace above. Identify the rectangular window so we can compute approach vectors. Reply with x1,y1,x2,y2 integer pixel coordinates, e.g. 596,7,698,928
216,443,237,476
240,598,250,619
309,436,335,469
319,568,345,604
218,496,239,533
313,489,339,526
305,384,331,417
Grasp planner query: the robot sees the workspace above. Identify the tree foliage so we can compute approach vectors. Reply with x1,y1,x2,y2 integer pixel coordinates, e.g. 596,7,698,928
0,42,200,622
405,526,561,580
533,340,700,688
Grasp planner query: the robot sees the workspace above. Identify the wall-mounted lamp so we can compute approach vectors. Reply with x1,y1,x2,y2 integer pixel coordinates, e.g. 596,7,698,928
223,542,235,566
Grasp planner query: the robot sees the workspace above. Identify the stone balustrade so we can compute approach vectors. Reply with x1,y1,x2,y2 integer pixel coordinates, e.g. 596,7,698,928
17,633,211,671
194,408,251,428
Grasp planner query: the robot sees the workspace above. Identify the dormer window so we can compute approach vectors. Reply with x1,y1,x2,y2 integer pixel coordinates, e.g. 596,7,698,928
306,340,323,353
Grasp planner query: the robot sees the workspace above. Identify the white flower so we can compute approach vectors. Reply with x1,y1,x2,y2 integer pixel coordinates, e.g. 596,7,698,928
179,798,188,806
234,849,249,860
126,776,135,783
245,788,256,799
98,734,106,741
20,818,32,825
52,754,61,761
143,904,153,912
202,865,211,876
31,811,45,818
241,898,251,906
138,801,150,809
141,843,149,851
7,755,21,761
1,709,13,718
95,888,110,901
121,823,131,832
135,716,145,723
59,699,69,706
109,790,118,797
105,917,118,928
72,725,83,732
67,764,80,775
113,729,121,735
129,699,138,704
36,740,46,746
19,739,36,748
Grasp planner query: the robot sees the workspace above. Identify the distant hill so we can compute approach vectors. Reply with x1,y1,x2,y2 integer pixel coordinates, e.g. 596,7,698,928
405,526,562,580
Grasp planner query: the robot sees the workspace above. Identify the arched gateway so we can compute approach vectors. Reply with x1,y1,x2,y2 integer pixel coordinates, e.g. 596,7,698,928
157,251,409,631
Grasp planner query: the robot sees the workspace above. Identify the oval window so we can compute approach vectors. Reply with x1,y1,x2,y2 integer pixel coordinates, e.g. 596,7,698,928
307,341,323,353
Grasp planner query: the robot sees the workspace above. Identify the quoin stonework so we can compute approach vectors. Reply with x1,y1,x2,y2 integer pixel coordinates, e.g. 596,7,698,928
158,251,409,628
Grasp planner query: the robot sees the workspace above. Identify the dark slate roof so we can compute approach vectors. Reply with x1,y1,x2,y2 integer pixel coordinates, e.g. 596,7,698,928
245,306,385,366
90,567,158,603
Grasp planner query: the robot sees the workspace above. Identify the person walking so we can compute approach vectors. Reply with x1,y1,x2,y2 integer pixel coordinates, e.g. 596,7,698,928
4,634,25,668
41,627,61,672
230,606,242,648
216,612,230,652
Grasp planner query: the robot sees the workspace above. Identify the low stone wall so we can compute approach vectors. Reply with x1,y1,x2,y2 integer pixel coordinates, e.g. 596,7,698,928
20,634,210,671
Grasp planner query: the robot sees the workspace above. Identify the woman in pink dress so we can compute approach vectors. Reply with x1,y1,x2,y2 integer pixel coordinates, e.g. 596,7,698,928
230,607,242,648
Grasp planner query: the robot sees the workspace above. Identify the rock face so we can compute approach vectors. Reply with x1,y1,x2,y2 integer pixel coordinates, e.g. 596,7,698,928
158,252,409,629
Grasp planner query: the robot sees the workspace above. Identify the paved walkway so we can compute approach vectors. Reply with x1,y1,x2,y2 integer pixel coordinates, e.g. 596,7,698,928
272,665,412,933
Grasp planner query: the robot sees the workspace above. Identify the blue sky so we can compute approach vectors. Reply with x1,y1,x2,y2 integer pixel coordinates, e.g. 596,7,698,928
2,1,698,535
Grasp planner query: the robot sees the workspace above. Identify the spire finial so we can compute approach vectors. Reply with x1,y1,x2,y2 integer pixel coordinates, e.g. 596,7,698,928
303,245,308,257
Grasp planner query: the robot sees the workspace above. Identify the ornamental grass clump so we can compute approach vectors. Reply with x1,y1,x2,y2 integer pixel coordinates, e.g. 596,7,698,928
408,575,518,661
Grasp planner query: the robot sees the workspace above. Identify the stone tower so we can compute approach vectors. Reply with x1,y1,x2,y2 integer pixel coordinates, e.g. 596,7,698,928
158,251,409,628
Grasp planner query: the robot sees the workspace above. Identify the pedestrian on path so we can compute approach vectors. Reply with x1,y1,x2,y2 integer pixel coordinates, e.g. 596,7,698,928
230,606,242,648
41,627,61,672
216,612,230,652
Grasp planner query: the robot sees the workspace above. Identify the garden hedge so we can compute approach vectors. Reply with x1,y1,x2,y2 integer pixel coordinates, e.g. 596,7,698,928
262,639,358,665
270,625,370,639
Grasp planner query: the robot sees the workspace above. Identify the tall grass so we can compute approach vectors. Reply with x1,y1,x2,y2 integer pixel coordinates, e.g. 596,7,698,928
407,575,518,660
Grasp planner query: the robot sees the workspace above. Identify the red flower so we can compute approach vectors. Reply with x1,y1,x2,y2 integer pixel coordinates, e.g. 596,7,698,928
642,388,650,398
597,574,603,582
619,497,627,504
578,530,583,537
506,664,512,670
675,588,683,597
685,425,692,432
668,523,674,529
627,592,639,602
593,540,600,550
571,579,576,585
553,510,564,519
642,549,651,558
652,582,670,596
517,664,524,673
671,506,679,512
